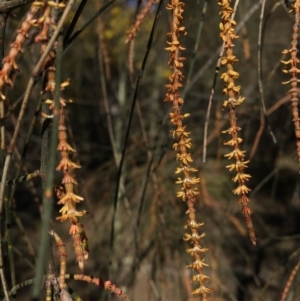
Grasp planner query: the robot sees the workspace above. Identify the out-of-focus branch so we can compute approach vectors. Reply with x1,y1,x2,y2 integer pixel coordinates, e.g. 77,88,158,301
0,0,35,12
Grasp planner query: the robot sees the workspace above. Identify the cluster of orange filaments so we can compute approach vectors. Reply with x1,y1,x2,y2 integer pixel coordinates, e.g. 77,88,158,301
69,275,130,300
44,81,89,272
282,0,300,167
0,2,42,99
164,0,211,296
217,0,256,245
34,1,89,271
55,108,89,271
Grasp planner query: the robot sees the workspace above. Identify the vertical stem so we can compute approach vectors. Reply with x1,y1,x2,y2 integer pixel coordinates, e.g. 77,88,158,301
0,237,10,301
182,0,207,98
97,23,131,214
109,0,164,278
4,194,16,299
0,11,10,301
0,13,7,166
31,34,63,301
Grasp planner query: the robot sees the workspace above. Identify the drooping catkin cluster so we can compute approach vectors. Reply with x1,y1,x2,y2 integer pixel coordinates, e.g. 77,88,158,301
34,3,50,44
217,0,256,245
282,0,300,168
56,108,89,271
0,2,41,99
164,0,211,296
34,1,89,271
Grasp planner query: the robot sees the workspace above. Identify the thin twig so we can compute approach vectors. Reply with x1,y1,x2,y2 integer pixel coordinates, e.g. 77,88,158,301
280,261,300,301
13,211,36,255
63,0,88,48
0,235,10,301
254,247,300,300
251,0,276,159
4,195,16,299
202,0,240,163
266,94,290,116
0,11,7,166
182,0,207,98
12,247,35,270
186,0,264,94
9,99,42,205
64,0,117,50
31,26,65,301
132,124,159,278
0,0,35,12
5,278,35,299
109,0,164,274
0,11,9,299
97,19,131,214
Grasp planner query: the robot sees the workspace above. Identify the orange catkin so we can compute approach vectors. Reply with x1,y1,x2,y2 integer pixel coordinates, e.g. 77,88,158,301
164,0,212,296
217,0,256,245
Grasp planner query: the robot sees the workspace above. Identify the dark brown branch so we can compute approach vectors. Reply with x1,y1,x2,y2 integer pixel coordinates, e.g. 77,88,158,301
0,0,35,13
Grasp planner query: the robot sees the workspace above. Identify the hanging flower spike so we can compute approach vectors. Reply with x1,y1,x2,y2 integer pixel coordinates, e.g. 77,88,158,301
282,0,300,169
56,108,89,271
164,0,212,296
0,2,42,99
217,0,256,245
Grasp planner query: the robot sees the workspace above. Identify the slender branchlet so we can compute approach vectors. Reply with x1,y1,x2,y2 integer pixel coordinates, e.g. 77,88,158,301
49,230,67,290
48,230,129,300
65,274,130,301
126,0,159,74
282,0,300,169
280,261,300,301
217,0,256,245
98,20,111,80
164,0,211,296
125,0,159,43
